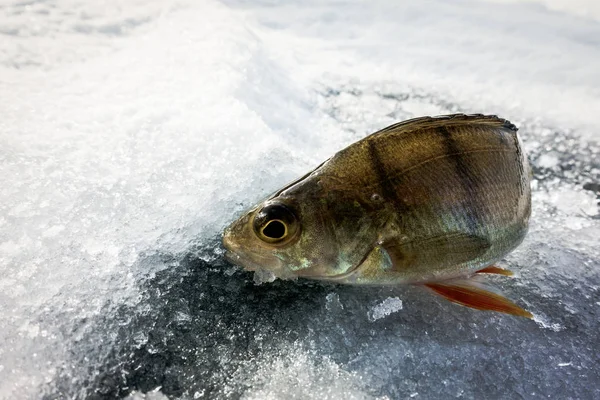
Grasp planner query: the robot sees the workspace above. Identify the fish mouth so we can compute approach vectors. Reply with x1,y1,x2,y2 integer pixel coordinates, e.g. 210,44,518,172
224,250,260,272
222,238,279,273
224,250,244,266
222,228,236,251
222,230,252,270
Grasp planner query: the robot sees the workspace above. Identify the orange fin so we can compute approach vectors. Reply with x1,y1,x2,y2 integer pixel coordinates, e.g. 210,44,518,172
476,266,514,276
424,279,532,318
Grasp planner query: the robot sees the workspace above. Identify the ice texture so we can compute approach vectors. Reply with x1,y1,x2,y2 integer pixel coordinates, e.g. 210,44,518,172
1,0,600,399
368,298,404,322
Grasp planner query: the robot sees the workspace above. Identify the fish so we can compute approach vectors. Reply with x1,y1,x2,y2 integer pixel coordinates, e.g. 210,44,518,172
223,114,532,318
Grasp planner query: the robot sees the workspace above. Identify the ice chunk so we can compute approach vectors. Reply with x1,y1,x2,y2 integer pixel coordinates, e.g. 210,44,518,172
368,297,403,321
253,269,278,284
325,293,344,311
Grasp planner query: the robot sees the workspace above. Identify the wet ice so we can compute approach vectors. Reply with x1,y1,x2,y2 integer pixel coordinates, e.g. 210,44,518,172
1,0,600,399
368,298,404,322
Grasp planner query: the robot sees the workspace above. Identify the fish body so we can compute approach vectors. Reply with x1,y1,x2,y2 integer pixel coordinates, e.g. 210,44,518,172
223,114,532,317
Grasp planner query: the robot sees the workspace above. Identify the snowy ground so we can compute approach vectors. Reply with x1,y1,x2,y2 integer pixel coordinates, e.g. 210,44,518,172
1,0,599,399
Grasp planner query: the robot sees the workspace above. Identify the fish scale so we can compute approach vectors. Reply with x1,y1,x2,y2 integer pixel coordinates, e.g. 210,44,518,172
224,114,532,318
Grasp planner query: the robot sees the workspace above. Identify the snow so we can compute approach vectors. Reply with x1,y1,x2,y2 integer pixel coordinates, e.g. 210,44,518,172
1,0,599,399
368,298,404,322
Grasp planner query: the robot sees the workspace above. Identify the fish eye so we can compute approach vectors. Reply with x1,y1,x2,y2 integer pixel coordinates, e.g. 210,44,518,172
253,202,299,244
262,219,287,239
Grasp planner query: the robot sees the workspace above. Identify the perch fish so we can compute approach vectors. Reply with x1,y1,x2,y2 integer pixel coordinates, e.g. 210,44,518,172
223,114,532,318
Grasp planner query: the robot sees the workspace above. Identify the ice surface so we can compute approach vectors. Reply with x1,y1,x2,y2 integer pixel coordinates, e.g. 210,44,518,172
126,390,169,400
368,298,404,322
1,0,600,399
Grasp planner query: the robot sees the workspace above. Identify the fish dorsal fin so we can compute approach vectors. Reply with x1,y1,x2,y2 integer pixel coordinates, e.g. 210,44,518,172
271,114,517,199
381,232,490,272
424,278,532,318
373,114,518,137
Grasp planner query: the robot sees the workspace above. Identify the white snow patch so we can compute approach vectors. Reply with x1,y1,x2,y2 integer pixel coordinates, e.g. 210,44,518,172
558,362,572,367
235,344,387,400
368,297,404,321
537,153,561,169
480,0,600,21
533,314,565,332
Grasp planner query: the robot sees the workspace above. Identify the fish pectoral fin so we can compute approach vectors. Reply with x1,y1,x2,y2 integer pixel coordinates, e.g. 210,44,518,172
423,278,532,318
381,232,490,272
476,265,514,276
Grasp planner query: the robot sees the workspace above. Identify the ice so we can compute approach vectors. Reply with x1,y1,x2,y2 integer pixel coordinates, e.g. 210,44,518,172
231,343,385,400
537,153,561,170
252,269,278,284
368,298,404,322
1,0,600,399
126,390,170,400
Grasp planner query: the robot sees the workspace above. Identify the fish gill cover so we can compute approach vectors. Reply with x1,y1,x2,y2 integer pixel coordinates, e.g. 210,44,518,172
0,0,599,399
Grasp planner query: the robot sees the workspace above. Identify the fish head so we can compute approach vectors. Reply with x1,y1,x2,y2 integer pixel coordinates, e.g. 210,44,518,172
223,192,347,280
